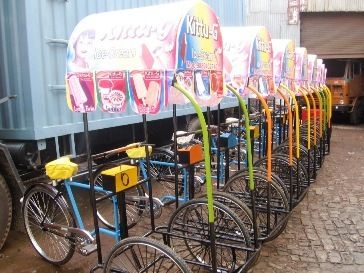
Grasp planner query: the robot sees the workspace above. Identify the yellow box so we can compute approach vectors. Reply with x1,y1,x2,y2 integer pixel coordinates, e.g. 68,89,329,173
101,165,138,193
250,125,260,139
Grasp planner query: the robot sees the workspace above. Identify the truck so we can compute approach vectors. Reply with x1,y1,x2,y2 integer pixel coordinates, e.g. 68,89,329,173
325,59,364,124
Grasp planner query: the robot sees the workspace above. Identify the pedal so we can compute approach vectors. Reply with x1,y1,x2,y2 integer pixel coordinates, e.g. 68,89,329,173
79,243,98,256
141,197,163,219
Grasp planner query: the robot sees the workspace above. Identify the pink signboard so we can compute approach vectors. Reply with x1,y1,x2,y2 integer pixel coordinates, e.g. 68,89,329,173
307,54,317,83
223,26,274,97
295,47,308,86
322,65,327,84
316,59,323,84
65,0,224,113
272,39,295,87
66,72,97,112
95,71,127,113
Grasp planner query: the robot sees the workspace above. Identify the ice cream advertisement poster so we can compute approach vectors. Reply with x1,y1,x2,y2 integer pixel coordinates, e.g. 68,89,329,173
295,47,308,86
66,72,97,113
128,70,164,115
222,28,252,96
272,39,295,88
176,3,222,72
272,40,285,86
95,71,127,113
168,1,224,106
308,54,317,83
316,59,323,84
250,28,273,80
283,40,295,80
222,26,273,97
66,4,179,73
249,27,274,96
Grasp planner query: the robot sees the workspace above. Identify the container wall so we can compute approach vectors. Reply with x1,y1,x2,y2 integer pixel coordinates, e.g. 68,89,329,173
0,1,34,139
0,0,245,141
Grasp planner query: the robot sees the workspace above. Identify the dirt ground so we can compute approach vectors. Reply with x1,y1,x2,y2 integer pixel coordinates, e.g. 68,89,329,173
1,123,364,273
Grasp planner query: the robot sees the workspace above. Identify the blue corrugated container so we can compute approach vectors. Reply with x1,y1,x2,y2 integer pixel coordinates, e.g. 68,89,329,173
0,0,245,150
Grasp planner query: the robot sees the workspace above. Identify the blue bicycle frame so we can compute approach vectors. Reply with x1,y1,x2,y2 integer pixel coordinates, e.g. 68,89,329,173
139,159,190,204
63,179,121,242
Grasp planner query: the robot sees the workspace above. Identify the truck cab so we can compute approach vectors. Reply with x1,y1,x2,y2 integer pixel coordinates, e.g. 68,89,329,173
326,59,364,124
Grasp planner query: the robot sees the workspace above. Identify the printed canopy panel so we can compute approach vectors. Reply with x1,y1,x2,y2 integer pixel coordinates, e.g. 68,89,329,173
222,26,274,97
308,54,318,83
295,47,308,85
65,0,224,113
315,59,325,84
272,39,295,86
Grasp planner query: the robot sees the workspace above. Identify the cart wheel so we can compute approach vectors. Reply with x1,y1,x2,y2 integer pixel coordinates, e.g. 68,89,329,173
22,185,75,265
274,143,315,179
198,191,257,237
229,167,289,200
167,199,251,272
299,136,323,169
93,163,145,230
104,237,192,273
223,172,289,242
254,154,308,204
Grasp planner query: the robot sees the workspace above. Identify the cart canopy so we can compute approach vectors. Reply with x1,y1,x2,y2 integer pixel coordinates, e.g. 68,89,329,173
65,0,223,113
308,54,318,84
222,26,274,97
316,59,323,85
295,47,308,87
272,39,295,88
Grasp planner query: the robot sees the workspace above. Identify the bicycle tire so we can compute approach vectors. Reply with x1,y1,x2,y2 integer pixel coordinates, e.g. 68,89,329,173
22,184,75,265
93,163,145,230
167,199,251,272
198,191,256,237
253,154,308,202
274,143,316,178
104,236,192,273
228,167,289,200
223,172,289,242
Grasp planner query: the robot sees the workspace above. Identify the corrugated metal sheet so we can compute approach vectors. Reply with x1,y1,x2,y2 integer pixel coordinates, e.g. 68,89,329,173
0,1,33,138
301,12,364,58
307,0,364,12
247,0,268,13
245,0,300,45
0,0,245,141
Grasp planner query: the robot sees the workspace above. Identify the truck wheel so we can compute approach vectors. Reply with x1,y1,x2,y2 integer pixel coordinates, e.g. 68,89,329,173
0,174,12,250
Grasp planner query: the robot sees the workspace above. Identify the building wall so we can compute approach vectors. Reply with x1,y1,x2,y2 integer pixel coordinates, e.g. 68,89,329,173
306,0,364,12
245,0,300,45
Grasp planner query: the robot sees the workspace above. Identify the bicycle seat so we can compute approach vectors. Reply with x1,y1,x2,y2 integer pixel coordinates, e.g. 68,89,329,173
226,117,239,126
171,131,195,146
45,157,78,180
126,146,153,159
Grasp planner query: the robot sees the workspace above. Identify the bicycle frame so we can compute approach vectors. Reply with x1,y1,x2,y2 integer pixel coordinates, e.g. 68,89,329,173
139,159,190,204
63,179,121,242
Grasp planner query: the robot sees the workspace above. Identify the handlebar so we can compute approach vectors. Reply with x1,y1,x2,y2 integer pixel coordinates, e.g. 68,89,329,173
92,142,143,160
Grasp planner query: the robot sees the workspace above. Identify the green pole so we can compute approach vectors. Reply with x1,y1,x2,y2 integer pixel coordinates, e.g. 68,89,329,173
173,82,215,222
226,85,254,190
